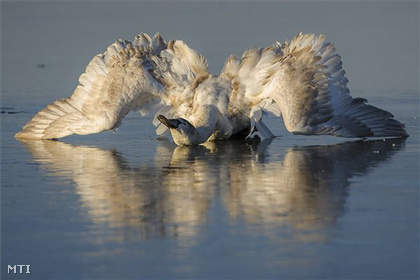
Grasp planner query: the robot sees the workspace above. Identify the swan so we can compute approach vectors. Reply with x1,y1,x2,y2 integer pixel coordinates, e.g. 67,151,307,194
15,32,408,145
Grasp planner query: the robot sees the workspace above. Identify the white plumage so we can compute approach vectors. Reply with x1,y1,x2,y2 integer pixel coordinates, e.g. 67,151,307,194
15,32,408,145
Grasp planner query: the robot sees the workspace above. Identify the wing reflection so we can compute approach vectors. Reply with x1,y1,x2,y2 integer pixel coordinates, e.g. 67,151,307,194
19,137,405,243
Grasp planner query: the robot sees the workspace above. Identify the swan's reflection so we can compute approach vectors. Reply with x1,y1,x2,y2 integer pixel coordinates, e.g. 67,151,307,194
19,137,405,243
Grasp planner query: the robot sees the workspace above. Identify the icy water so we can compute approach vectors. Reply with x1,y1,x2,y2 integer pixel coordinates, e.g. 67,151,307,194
2,2,419,279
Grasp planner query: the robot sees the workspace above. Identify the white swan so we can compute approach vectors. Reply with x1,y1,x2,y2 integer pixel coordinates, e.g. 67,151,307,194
15,33,408,145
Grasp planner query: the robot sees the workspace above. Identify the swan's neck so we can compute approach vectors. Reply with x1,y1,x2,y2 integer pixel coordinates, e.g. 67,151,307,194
194,105,221,141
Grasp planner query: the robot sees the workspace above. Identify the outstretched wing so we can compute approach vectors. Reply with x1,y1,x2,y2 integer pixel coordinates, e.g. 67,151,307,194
222,33,408,138
15,33,209,139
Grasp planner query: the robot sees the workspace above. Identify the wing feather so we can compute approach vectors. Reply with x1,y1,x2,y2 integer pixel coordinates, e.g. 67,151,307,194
16,33,209,139
222,33,407,138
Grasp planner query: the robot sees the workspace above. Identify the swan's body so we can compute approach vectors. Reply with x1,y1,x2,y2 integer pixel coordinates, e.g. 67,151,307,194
15,33,408,145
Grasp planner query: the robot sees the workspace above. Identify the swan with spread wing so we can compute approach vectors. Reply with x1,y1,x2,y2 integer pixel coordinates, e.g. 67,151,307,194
15,32,408,145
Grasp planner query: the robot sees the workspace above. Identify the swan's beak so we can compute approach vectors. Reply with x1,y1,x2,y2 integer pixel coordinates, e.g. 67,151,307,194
157,115,179,129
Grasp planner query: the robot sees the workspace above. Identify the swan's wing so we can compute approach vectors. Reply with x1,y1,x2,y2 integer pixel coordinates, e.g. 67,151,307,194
15,33,209,139
222,33,408,138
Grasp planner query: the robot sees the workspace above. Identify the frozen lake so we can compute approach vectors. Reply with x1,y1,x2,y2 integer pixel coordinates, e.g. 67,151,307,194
2,2,419,279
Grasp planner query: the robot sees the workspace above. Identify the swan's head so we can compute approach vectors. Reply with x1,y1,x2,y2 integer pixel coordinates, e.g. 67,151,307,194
157,115,200,146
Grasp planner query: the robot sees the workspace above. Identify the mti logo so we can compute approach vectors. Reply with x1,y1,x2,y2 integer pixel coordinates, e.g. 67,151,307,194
7,265,31,274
